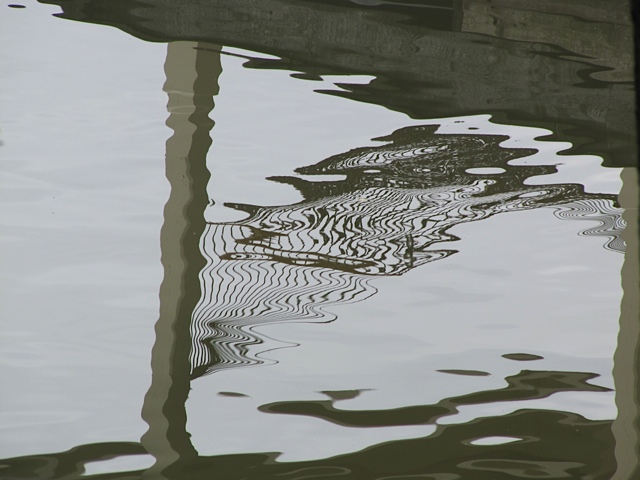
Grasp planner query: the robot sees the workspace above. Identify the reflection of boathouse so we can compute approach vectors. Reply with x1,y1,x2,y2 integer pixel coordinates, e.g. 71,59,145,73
191,125,625,376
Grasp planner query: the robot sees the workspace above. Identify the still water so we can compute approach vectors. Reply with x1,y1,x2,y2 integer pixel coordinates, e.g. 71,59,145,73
1,1,638,479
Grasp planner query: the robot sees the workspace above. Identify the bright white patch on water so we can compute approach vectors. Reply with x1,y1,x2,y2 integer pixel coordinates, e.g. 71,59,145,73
82,454,155,476
294,174,348,182
466,167,506,174
468,436,523,446
320,74,377,85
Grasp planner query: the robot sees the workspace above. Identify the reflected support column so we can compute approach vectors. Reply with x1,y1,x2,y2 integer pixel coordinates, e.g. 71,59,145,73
141,41,222,478
612,166,640,478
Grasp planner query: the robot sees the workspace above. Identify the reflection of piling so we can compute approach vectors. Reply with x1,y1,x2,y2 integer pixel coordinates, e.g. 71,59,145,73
612,167,640,478
141,41,221,478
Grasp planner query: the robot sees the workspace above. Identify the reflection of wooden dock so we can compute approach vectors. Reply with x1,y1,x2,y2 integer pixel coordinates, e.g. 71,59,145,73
43,0,636,167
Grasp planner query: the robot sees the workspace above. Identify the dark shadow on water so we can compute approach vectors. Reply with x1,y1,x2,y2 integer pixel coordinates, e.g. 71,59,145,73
40,0,637,167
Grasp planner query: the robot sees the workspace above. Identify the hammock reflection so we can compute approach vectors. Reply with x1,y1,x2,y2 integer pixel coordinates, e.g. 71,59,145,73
191,124,624,377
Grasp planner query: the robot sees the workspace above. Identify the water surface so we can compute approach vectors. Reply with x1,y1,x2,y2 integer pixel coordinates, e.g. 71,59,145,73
0,1,638,479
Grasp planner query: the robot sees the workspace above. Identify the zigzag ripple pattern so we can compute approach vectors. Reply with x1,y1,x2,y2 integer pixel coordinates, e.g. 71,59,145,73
190,125,624,377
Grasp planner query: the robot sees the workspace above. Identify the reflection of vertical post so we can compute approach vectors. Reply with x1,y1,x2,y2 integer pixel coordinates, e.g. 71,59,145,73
612,167,640,479
141,41,222,478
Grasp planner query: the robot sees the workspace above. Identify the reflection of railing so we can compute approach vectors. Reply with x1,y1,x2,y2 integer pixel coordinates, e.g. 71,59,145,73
191,125,625,377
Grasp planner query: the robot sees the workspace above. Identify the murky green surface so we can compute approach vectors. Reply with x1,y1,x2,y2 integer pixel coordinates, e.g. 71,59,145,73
1,1,638,479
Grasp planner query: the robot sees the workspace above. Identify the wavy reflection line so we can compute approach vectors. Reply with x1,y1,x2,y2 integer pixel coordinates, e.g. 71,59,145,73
191,125,624,378
554,198,626,252
190,224,376,377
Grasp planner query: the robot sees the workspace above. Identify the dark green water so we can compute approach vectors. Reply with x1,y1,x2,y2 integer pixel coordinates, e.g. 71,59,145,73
1,1,638,479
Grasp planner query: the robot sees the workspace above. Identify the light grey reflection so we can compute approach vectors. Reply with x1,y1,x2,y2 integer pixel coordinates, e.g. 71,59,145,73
612,167,640,479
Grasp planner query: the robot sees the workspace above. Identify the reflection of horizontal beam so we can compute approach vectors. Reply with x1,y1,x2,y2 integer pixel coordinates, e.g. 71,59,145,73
43,0,636,167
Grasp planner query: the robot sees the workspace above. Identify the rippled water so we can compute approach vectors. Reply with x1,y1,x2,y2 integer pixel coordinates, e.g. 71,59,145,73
1,1,638,479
